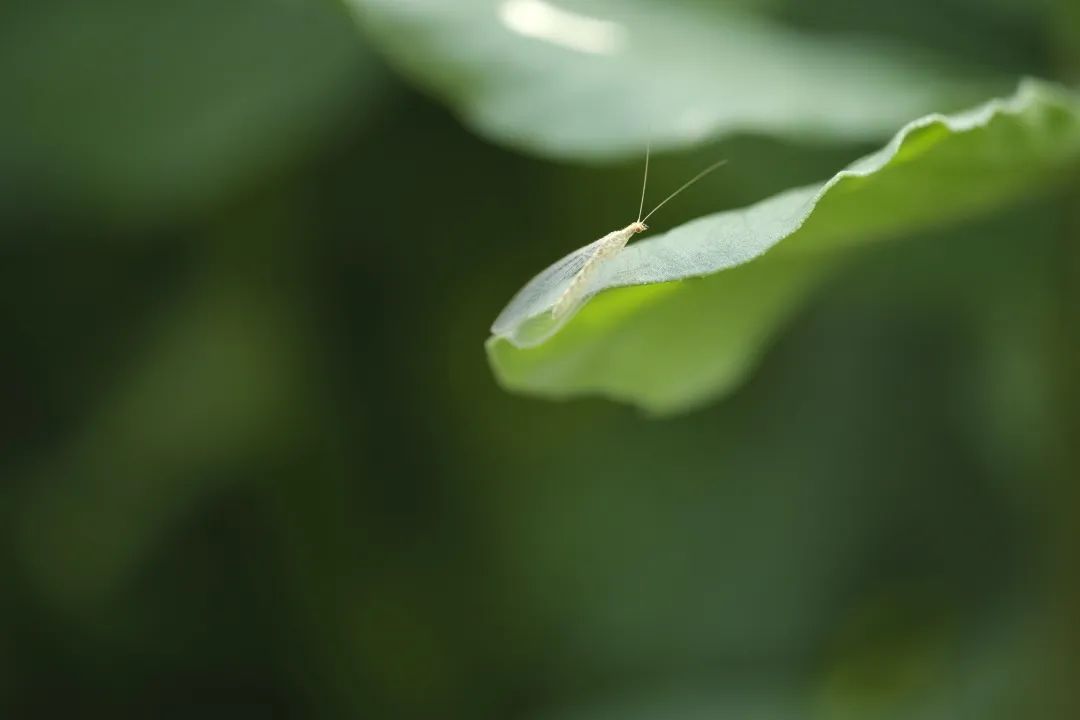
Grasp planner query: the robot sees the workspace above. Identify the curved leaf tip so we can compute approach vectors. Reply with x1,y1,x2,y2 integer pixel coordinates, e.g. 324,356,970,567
487,80,1080,414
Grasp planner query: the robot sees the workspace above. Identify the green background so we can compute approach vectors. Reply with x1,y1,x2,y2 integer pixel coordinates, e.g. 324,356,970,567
1,0,1078,717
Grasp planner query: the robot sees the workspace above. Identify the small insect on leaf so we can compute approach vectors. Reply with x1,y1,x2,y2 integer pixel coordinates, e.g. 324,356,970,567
494,147,727,340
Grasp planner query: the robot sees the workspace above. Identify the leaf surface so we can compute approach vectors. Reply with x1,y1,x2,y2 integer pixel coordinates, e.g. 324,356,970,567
487,81,1080,413
347,0,998,158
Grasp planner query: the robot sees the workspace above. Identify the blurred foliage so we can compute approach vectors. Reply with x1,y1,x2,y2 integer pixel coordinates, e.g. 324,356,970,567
0,0,1078,718
348,0,1002,157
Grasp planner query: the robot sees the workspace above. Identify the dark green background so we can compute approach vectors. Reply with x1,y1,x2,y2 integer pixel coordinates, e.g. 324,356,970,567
1,0,1077,717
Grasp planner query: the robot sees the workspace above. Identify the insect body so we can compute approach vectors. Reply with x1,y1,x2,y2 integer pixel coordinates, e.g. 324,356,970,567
551,221,647,318
549,149,726,320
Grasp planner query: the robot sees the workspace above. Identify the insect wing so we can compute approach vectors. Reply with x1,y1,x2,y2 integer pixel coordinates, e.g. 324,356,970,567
491,235,607,337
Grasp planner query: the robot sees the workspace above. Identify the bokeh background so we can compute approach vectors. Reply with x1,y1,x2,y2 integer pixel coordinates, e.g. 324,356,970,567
2,0,1078,717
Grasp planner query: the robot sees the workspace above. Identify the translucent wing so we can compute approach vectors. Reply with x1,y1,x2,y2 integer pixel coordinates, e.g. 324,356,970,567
491,235,609,346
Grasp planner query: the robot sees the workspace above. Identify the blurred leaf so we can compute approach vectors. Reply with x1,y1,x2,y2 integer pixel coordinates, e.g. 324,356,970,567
0,0,376,224
347,0,998,158
770,0,1057,77
487,80,1080,413
479,215,1044,698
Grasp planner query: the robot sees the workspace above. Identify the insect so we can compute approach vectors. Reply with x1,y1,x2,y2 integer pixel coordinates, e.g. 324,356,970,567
550,148,727,319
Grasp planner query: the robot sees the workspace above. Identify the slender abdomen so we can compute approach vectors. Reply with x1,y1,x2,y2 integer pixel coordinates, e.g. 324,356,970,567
551,224,638,319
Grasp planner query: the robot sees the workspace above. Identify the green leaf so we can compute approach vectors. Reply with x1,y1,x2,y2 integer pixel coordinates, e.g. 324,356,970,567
486,80,1080,414
347,0,999,158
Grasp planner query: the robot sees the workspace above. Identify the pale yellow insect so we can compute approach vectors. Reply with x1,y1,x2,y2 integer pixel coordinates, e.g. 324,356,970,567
551,148,727,319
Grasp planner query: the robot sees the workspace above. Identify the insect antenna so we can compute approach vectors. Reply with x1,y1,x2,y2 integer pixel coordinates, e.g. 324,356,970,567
642,158,728,223
637,143,650,223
